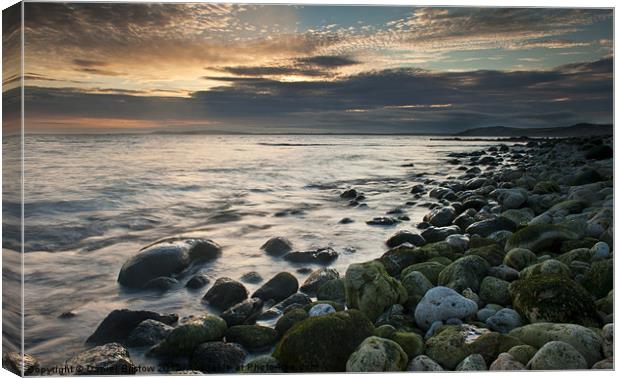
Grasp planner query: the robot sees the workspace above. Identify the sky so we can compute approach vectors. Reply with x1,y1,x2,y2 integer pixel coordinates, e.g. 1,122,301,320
2,3,614,133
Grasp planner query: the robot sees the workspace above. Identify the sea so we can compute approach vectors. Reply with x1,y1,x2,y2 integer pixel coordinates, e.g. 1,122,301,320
2,134,503,368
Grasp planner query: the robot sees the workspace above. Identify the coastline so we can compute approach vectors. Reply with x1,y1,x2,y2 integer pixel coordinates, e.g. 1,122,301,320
6,135,614,374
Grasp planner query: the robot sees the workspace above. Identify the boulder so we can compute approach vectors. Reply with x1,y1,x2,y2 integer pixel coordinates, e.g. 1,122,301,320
504,224,579,253
401,261,446,285
414,287,478,330
437,255,490,293
317,278,346,302
401,271,433,308
150,316,227,357
283,247,338,264
509,274,599,326
252,272,298,303
191,342,246,373
479,277,510,306
582,259,613,299
585,145,613,160
491,188,527,209
225,325,278,351
240,271,263,284
385,230,426,248
489,352,526,370
388,332,424,359
203,278,248,310
602,323,613,358
118,238,220,288
273,310,374,372
86,309,178,345
508,323,603,367
261,237,293,256
501,208,535,227
66,343,135,375
300,268,339,295
220,298,263,327
421,225,461,243
456,354,487,371
503,248,536,271
485,308,521,334
407,355,444,371
275,308,308,335
527,341,587,370
424,206,456,227
570,168,603,186
345,261,407,321
466,217,517,237
185,274,210,289
346,336,408,372
126,319,173,347
465,243,506,266
507,344,537,365
309,303,336,317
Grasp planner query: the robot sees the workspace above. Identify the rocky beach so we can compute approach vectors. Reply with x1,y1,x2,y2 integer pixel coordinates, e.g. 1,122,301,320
5,135,614,374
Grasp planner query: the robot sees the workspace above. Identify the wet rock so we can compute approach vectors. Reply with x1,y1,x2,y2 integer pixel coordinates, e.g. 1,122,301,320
239,271,263,284
225,325,278,351
489,352,526,370
401,271,433,308
252,272,299,303
414,287,478,330
466,217,517,237
340,188,358,199
488,265,519,282
388,331,424,359
126,319,173,347
346,336,408,372
479,277,510,306
424,206,456,227
491,188,527,209
273,310,374,372
456,354,487,371
143,277,178,291
527,341,587,370
86,309,178,345
203,277,248,310
185,274,210,289
504,224,579,253
344,261,407,321
66,343,135,375
465,243,506,266
118,238,221,288
150,315,227,357
509,322,603,367
339,217,354,224
485,309,522,334
317,278,346,302
261,237,293,256
410,184,425,194
309,303,336,317
437,255,490,293
191,341,246,373
2,352,39,376
591,241,611,260
407,355,444,371
366,217,401,226
509,274,599,326
503,248,536,271
519,259,571,280
385,230,426,248
300,268,339,295
421,225,461,243
220,298,263,327
283,247,339,264
401,261,445,286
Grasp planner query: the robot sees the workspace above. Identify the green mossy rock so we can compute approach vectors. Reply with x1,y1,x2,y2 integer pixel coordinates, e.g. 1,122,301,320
569,168,603,186
465,244,506,267
509,323,603,367
374,324,397,338
479,277,510,306
389,331,424,359
379,242,460,276
504,224,579,253
509,274,599,326
468,235,497,249
582,259,613,299
518,259,571,280
345,261,407,321
438,255,490,293
507,345,538,366
275,308,308,336
226,325,279,351
559,237,599,253
273,310,374,372
557,248,592,265
468,332,521,364
150,316,227,357
424,325,470,370
527,341,588,370
428,256,453,265
532,181,560,194
401,261,445,285
503,248,537,271
401,271,433,308
596,289,613,314
316,278,346,302
346,336,408,372
501,208,535,227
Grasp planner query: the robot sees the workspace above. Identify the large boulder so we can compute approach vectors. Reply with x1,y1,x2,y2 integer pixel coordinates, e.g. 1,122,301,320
509,274,599,326
438,255,490,293
479,277,510,306
508,323,603,367
346,336,408,372
345,261,407,321
252,272,298,303
527,341,588,370
118,238,221,288
86,309,178,345
414,287,478,330
261,237,293,256
273,310,374,372
66,343,135,375
504,225,579,253
203,278,248,310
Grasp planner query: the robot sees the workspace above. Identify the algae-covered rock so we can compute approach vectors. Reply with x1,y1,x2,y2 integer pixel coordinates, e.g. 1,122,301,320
401,261,445,285
479,277,510,306
316,278,346,302
582,259,613,299
533,181,560,194
465,243,506,267
273,310,374,372
527,341,588,370
518,259,571,280
509,274,599,326
389,331,424,359
467,331,521,364
192,341,246,373
504,224,579,253
252,272,299,303
438,255,490,293
345,261,407,321
424,325,488,369
503,248,537,271
508,322,603,367
275,308,308,336
346,336,408,372
150,316,227,357
596,290,613,314
456,354,487,371
401,271,433,308
507,344,537,365
225,325,278,351
501,208,535,228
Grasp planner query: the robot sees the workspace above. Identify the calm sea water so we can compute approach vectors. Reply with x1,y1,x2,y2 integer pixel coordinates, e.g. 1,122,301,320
4,134,502,367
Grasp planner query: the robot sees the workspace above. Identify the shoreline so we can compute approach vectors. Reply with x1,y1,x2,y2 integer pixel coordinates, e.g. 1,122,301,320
6,136,614,374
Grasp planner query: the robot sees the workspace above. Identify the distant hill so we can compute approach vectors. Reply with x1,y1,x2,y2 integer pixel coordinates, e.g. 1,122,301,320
455,123,613,137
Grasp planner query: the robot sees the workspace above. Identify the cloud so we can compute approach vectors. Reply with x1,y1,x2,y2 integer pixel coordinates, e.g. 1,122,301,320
22,57,612,134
